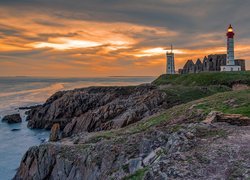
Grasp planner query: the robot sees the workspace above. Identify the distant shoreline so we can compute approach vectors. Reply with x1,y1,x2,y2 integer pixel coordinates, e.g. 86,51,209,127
108,76,155,78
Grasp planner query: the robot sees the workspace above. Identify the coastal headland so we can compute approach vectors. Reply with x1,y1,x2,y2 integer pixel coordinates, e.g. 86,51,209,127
13,71,250,179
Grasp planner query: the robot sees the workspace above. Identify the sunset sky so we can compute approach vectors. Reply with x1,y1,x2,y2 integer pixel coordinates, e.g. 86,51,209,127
0,0,250,77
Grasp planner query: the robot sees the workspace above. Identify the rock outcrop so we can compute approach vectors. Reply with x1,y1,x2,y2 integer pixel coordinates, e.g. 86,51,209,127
49,123,60,142
204,111,250,126
2,114,22,124
13,72,250,179
14,122,250,180
27,85,166,137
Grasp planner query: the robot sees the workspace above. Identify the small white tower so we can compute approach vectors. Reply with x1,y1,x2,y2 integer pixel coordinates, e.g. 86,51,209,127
221,25,241,72
166,45,175,74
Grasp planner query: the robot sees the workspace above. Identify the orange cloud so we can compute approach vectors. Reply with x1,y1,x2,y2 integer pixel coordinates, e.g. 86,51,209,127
0,6,249,77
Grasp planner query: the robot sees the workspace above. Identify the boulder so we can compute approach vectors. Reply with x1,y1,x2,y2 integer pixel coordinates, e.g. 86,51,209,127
128,158,142,174
203,111,250,126
143,147,163,166
217,114,250,126
49,123,60,142
203,111,222,124
2,114,22,124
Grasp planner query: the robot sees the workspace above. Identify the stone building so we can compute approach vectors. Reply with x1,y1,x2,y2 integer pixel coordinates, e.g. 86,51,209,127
179,54,246,74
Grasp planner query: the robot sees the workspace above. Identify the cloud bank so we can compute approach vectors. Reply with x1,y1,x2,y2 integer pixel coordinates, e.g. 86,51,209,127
0,0,249,77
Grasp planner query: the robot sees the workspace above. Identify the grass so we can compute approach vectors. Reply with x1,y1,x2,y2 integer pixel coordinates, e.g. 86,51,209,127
227,106,250,117
85,131,115,144
161,85,231,105
153,71,250,87
123,168,148,180
194,90,250,117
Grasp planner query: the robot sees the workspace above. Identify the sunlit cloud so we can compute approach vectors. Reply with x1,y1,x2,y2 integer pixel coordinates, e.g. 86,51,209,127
0,1,249,77
135,47,185,57
31,38,102,50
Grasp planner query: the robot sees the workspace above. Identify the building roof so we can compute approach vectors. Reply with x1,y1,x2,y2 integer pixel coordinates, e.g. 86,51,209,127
195,59,202,65
183,60,194,69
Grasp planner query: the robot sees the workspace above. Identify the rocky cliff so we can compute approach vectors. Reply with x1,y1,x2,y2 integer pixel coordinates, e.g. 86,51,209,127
14,86,250,179
14,122,250,180
14,72,250,179
27,85,166,137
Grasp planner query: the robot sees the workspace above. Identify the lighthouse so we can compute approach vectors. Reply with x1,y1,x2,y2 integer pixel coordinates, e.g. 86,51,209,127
166,45,175,74
227,24,235,65
221,24,241,71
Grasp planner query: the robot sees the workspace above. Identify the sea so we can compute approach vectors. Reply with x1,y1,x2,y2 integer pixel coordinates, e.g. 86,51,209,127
0,76,155,180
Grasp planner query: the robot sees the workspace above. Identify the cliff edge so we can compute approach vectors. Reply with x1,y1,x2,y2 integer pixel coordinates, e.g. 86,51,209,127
14,72,250,179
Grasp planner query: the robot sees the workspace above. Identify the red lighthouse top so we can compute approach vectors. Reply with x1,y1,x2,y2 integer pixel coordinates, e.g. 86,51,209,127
227,24,235,38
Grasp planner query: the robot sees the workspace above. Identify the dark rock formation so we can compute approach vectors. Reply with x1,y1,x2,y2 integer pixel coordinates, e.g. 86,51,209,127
2,114,22,124
49,123,60,142
26,85,166,137
204,111,250,126
14,122,250,180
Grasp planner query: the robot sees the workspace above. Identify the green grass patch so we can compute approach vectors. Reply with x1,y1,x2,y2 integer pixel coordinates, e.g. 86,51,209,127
162,85,230,105
194,90,250,117
123,168,148,180
85,131,116,143
224,105,250,117
153,71,250,87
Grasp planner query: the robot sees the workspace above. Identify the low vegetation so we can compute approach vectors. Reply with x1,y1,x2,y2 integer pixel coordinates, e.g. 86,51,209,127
153,71,250,87
160,85,230,105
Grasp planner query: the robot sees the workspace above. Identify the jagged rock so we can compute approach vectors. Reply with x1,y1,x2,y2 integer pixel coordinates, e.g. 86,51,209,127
128,158,142,174
203,111,250,126
26,85,166,137
2,114,22,124
217,113,250,126
49,123,60,142
143,147,163,166
203,111,222,124
14,122,250,179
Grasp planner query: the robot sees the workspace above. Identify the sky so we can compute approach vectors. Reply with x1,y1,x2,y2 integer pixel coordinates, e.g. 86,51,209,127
0,0,250,77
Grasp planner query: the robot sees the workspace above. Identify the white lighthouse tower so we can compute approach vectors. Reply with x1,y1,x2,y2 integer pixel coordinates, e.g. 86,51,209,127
166,45,175,74
221,24,241,71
